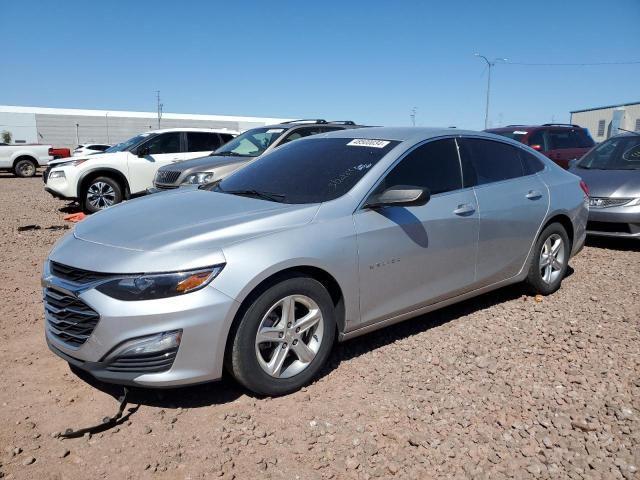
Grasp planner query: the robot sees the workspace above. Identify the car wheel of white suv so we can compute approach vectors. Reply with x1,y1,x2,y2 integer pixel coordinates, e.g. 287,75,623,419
227,275,336,396
82,176,123,213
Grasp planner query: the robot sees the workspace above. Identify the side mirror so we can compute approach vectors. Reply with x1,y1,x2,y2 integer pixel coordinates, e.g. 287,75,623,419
364,186,431,209
137,146,150,157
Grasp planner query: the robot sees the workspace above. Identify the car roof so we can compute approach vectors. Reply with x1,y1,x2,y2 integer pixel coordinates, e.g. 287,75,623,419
148,127,239,134
320,126,496,143
256,120,360,130
486,124,585,132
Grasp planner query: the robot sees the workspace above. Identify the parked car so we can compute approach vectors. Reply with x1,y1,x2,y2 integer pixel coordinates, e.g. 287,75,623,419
49,147,71,160
43,128,238,213
486,124,595,169
0,143,52,177
43,127,587,395
151,120,360,190
73,144,111,156
568,132,640,239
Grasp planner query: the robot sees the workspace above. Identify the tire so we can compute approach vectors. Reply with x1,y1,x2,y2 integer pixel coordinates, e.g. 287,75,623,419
13,157,37,178
525,223,570,295
82,176,123,213
227,275,336,396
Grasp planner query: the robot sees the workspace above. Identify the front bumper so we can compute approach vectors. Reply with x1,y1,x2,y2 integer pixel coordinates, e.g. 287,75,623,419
43,267,239,387
44,168,79,200
586,204,640,239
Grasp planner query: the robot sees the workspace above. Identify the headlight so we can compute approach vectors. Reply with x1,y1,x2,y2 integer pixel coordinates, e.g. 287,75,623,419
53,159,88,168
48,170,66,179
95,265,224,301
182,172,214,185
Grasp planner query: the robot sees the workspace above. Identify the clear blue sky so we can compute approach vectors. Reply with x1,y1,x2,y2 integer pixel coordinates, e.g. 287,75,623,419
2,0,639,130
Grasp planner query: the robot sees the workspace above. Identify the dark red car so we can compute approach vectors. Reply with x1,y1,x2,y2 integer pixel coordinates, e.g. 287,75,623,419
485,124,595,169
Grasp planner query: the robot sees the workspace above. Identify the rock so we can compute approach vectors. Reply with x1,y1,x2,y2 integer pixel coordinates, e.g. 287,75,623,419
143,425,152,434
22,457,35,466
58,449,70,458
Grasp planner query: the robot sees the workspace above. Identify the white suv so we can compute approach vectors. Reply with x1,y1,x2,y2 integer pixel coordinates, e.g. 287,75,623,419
44,128,237,212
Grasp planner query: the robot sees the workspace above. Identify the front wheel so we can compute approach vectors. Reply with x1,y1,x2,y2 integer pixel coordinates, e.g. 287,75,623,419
525,223,570,295
227,276,336,396
82,176,123,213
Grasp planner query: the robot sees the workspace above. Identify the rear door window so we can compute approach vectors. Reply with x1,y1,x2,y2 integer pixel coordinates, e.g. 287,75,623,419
459,138,525,186
571,129,595,148
144,132,182,154
186,132,221,152
548,130,578,149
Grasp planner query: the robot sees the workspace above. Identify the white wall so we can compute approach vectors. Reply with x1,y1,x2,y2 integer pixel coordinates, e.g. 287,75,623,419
0,112,38,144
571,104,640,141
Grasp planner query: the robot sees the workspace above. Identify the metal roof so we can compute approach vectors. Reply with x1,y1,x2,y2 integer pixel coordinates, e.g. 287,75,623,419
570,101,640,114
0,105,290,124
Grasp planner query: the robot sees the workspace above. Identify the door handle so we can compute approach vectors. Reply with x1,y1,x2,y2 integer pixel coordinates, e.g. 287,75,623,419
526,190,542,200
453,203,476,216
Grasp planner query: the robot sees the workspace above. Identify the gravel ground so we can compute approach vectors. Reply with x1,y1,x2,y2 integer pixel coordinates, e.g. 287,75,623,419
0,173,638,480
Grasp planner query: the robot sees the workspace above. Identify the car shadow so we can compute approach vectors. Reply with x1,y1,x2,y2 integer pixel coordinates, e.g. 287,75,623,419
71,281,532,409
585,236,639,252
376,207,429,248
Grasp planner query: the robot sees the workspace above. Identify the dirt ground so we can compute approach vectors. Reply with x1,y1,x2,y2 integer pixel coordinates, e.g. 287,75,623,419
0,173,638,480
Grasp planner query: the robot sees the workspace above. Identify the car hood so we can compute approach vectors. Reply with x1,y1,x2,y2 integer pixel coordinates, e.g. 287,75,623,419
73,188,319,253
160,154,255,173
48,151,126,167
569,167,640,197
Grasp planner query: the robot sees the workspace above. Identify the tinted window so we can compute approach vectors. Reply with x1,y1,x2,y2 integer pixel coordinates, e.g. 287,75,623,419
548,129,592,149
527,130,546,149
376,139,462,195
572,129,595,148
215,138,399,204
488,130,528,143
459,138,524,186
519,149,545,174
219,133,234,144
187,132,221,152
145,132,181,155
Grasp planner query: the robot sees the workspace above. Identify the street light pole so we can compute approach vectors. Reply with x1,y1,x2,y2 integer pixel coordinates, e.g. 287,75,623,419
474,54,507,129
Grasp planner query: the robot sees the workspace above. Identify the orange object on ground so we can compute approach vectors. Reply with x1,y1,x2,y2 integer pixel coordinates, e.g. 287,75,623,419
63,212,87,223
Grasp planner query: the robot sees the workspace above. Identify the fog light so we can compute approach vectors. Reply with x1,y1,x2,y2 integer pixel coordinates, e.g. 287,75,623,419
104,330,182,360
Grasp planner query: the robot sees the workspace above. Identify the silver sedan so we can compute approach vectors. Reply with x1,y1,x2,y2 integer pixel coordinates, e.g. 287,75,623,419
43,127,588,395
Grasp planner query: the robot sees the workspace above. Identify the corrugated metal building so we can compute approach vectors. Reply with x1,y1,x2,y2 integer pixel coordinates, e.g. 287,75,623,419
570,101,640,142
0,105,290,148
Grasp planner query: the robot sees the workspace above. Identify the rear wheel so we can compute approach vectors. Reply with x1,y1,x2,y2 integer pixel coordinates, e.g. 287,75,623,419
82,176,123,213
525,223,570,295
227,276,336,396
13,158,37,178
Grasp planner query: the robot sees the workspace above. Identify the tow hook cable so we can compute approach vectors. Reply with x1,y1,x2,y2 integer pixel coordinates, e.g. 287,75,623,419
59,387,139,439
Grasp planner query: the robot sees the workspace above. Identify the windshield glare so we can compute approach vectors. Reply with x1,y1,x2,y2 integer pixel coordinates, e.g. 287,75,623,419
214,127,285,157
214,137,399,204
578,136,640,170
104,133,154,153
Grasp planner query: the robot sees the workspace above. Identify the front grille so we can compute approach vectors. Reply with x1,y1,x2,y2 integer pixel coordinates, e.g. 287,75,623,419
589,197,632,209
155,170,181,185
587,221,631,234
50,261,112,284
44,288,100,347
105,347,178,373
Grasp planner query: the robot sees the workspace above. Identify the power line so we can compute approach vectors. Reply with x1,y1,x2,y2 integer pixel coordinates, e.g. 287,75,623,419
505,60,640,66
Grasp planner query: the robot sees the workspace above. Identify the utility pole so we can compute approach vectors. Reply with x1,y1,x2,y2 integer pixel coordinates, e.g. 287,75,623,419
156,90,163,129
474,54,507,129
410,107,417,126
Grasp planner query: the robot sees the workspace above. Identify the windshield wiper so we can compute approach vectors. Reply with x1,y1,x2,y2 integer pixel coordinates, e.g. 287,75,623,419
223,188,286,202
215,151,249,157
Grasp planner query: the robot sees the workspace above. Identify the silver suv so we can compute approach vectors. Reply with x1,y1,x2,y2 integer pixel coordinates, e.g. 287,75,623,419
151,120,360,190
43,127,587,396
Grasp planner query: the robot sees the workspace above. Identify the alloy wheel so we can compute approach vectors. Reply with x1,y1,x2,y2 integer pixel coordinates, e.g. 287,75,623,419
87,181,116,209
254,295,324,379
539,233,565,285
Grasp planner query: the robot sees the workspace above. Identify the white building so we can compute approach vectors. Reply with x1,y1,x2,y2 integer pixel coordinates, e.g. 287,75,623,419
570,101,640,142
0,105,290,148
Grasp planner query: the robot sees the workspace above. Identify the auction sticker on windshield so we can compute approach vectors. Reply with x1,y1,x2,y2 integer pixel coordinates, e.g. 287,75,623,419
347,139,391,148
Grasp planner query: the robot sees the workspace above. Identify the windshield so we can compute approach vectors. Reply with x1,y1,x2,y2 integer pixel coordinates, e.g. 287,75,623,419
213,127,285,157
213,137,399,204
104,133,154,153
491,130,528,142
577,135,640,170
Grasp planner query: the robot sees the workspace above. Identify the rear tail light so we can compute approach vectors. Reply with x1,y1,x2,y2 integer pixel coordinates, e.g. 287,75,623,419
48,147,53,155
579,180,589,197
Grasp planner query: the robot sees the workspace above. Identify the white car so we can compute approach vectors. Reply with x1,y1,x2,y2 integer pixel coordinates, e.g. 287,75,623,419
72,143,111,156
0,144,53,177
44,128,237,213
